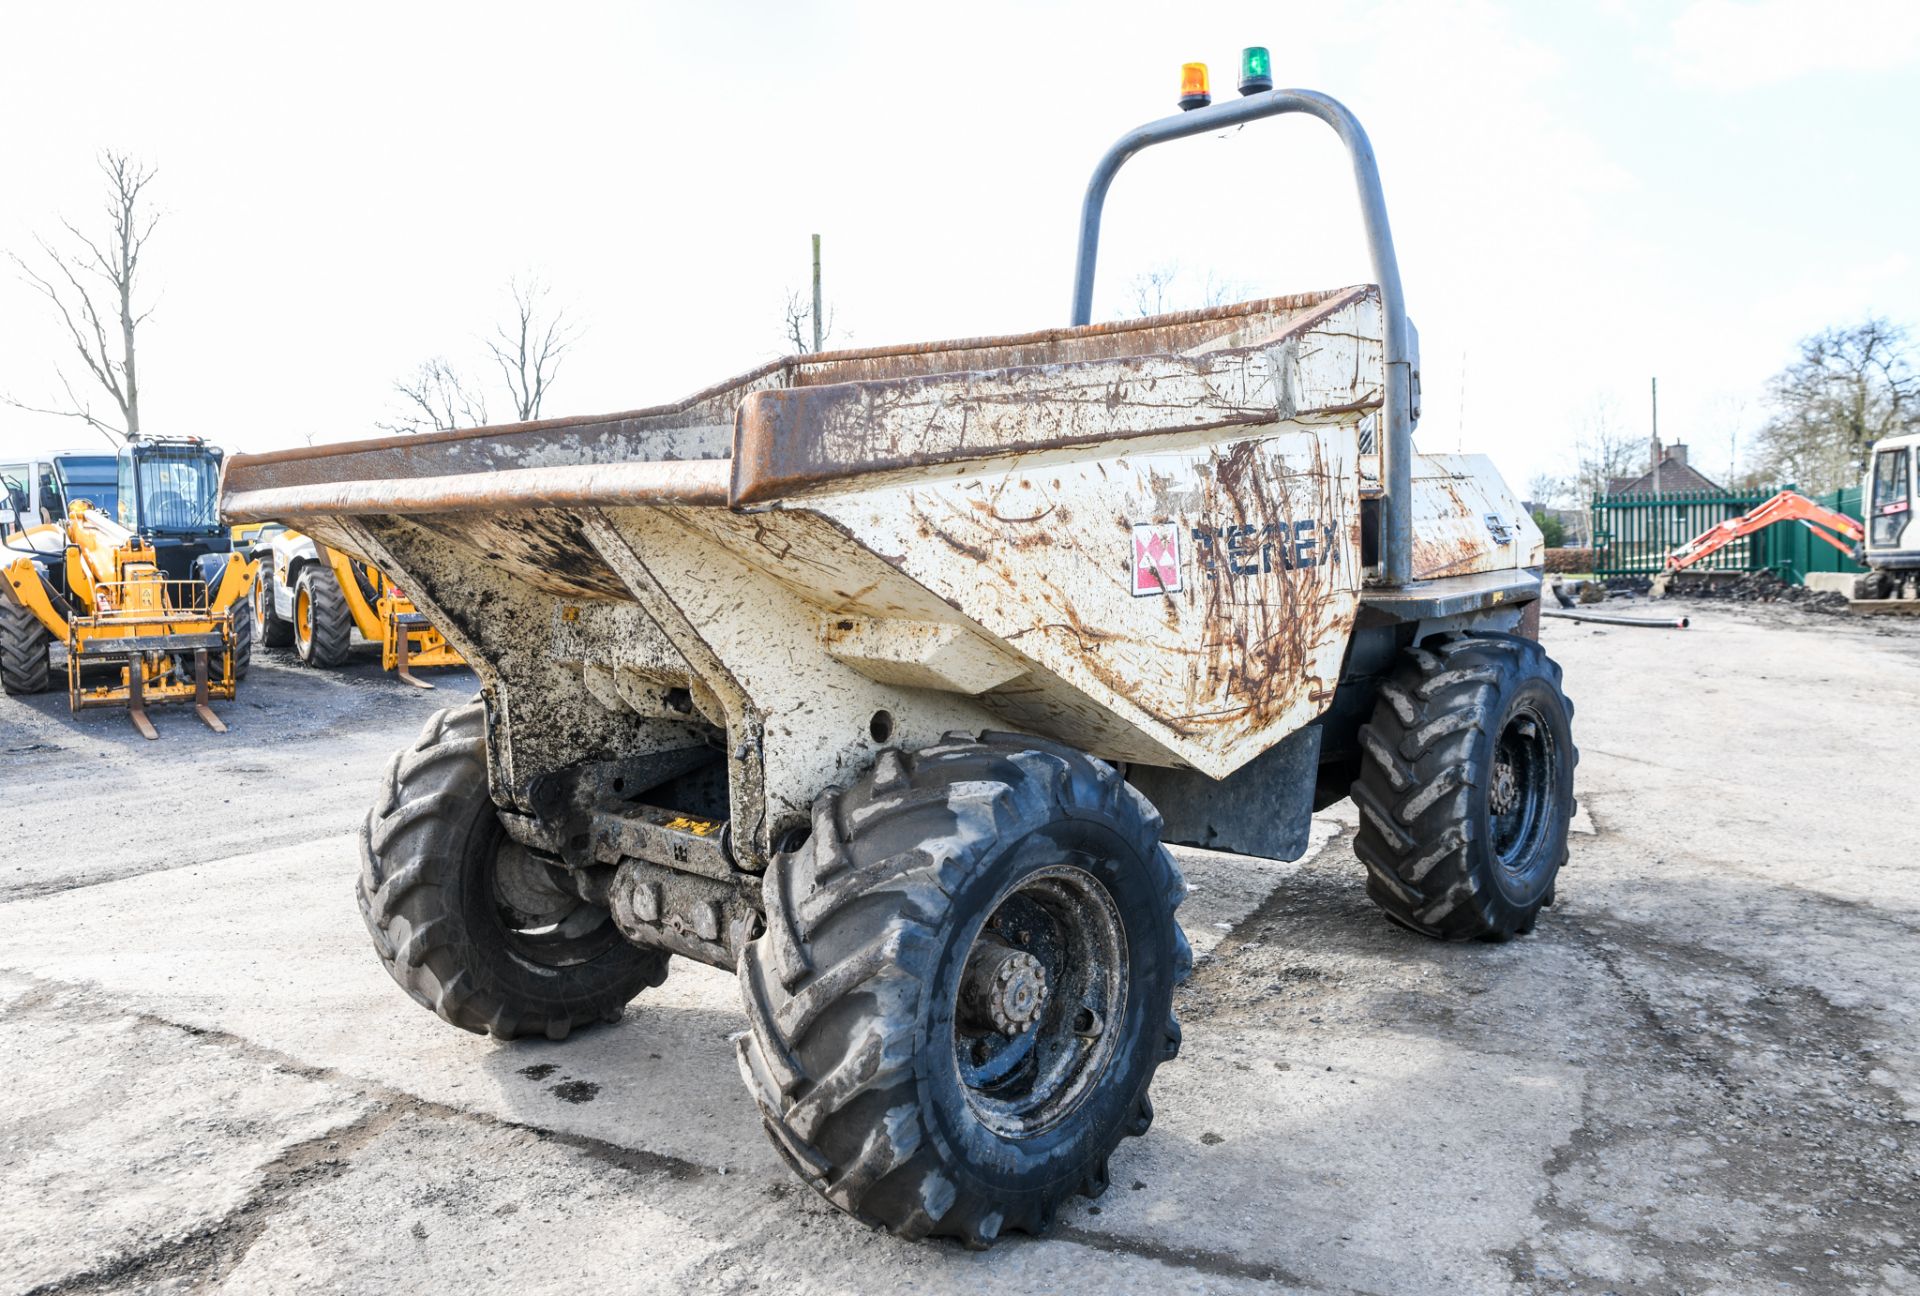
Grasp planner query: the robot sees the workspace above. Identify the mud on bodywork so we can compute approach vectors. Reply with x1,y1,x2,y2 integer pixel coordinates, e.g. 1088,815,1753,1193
223,285,1529,868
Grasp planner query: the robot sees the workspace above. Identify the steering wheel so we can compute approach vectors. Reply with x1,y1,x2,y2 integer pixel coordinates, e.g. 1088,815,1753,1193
148,491,190,524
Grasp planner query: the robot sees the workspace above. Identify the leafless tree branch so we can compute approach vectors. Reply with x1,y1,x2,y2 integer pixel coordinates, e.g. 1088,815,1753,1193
376,357,490,435
4,150,157,442
484,276,580,422
1753,317,1919,493
783,289,835,355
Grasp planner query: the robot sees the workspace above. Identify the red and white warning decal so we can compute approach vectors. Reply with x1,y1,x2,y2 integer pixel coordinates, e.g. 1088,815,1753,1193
1130,522,1181,596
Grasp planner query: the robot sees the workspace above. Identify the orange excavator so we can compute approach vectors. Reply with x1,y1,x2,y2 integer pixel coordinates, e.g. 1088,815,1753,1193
1664,490,1863,574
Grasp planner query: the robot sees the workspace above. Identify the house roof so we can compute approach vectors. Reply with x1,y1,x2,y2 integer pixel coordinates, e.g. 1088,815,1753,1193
1607,454,1725,497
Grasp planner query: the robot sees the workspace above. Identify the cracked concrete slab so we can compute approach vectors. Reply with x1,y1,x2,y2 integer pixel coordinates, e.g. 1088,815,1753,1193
0,976,372,1295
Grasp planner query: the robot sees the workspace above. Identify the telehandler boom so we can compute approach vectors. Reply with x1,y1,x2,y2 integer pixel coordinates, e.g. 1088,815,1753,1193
222,64,1576,1245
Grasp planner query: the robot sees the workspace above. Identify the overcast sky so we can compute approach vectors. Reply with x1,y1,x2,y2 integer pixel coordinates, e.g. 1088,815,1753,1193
1,0,1914,493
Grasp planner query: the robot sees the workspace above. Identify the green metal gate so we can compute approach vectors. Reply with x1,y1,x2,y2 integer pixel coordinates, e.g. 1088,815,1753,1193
1591,490,1770,578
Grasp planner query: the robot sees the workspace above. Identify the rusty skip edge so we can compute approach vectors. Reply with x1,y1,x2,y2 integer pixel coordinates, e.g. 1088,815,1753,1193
221,289,1378,521
221,458,734,523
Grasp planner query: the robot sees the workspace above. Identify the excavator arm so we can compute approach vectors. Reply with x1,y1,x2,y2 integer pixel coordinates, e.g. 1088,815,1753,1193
1665,490,1864,572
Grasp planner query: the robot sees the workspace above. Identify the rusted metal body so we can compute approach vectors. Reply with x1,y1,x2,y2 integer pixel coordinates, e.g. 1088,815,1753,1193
225,285,1539,909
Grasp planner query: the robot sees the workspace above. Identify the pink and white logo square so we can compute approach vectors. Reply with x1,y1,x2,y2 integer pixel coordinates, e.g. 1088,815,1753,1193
1131,523,1181,596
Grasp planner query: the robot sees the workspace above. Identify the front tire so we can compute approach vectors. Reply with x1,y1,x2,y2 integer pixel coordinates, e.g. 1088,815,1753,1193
736,733,1189,1246
356,698,669,1039
0,597,53,695
293,566,352,668
1351,632,1577,941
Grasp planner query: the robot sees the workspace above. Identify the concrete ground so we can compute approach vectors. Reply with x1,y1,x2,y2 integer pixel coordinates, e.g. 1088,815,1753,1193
2,612,1916,1295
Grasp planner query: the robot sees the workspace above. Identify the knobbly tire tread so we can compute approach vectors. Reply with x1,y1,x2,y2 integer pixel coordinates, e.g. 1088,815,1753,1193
0,596,53,695
228,597,253,683
1351,631,1577,941
355,696,668,1040
735,732,1189,1247
254,568,295,647
298,567,353,668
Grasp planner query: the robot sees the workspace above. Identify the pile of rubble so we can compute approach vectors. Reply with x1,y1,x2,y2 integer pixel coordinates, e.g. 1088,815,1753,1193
1665,569,1851,613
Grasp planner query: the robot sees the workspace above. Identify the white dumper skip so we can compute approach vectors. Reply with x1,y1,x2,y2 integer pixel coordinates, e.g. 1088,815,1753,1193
222,84,1575,1247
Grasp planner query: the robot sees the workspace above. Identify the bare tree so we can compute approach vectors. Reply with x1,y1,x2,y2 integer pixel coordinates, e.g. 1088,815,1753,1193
5,152,159,443
1569,394,1646,503
379,277,582,433
486,276,578,422
1527,471,1575,509
1129,264,1249,318
377,358,489,434
1130,265,1181,317
1198,268,1251,309
1752,318,1918,493
783,289,835,354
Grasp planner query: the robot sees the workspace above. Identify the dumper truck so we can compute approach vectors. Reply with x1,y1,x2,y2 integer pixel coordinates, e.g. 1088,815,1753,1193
221,74,1575,1246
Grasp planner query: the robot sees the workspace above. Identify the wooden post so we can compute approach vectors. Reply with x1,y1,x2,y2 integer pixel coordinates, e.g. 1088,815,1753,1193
811,233,823,354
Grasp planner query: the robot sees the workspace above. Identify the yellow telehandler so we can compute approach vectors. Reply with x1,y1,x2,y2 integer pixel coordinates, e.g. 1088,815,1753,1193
253,528,463,686
1,436,256,737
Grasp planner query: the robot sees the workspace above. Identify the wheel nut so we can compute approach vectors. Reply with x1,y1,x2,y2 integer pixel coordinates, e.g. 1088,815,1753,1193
960,942,1049,1035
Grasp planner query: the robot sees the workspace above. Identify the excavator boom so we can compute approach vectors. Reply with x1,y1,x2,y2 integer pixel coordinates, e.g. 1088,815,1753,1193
1665,490,1864,573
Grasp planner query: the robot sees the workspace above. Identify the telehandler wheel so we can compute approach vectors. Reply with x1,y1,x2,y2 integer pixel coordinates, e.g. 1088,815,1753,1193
252,569,295,648
737,733,1190,1247
293,566,352,668
1351,632,1577,941
228,598,253,683
0,597,53,695
356,697,669,1040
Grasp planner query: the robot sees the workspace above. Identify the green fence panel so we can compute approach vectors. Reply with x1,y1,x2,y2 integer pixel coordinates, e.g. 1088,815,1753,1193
1589,489,1774,578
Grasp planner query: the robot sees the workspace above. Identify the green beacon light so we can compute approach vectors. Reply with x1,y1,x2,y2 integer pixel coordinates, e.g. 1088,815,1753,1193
1238,46,1273,96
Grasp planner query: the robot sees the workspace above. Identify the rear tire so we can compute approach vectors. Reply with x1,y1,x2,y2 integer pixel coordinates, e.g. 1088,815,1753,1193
253,568,295,647
737,733,1189,1246
1351,632,1577,941
356,697,669,1039
294,566,352,668
0,597,53,695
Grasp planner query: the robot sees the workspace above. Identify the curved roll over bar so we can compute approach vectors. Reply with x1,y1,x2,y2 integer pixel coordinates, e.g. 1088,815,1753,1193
1070,88,1416,586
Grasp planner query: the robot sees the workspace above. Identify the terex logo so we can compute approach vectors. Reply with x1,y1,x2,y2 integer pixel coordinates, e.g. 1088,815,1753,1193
1191,520,1339,578
1130,523,1182,596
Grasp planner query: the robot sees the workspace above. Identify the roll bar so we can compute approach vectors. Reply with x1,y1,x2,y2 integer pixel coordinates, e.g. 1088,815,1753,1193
1071,89,1415,586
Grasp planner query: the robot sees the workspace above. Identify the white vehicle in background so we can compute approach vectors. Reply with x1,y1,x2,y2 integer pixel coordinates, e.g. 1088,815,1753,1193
1858,431,1920,604
0,452,120,536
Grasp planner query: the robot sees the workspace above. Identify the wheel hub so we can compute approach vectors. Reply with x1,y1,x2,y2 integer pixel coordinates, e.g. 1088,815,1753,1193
951,862,1128,1139
959,940,1050,1035
1490,712,1552,868
1489,758,1519,814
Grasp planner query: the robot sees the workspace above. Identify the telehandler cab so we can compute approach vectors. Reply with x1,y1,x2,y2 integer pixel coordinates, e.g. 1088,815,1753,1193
3,435,255,736
223,67,1576,1245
